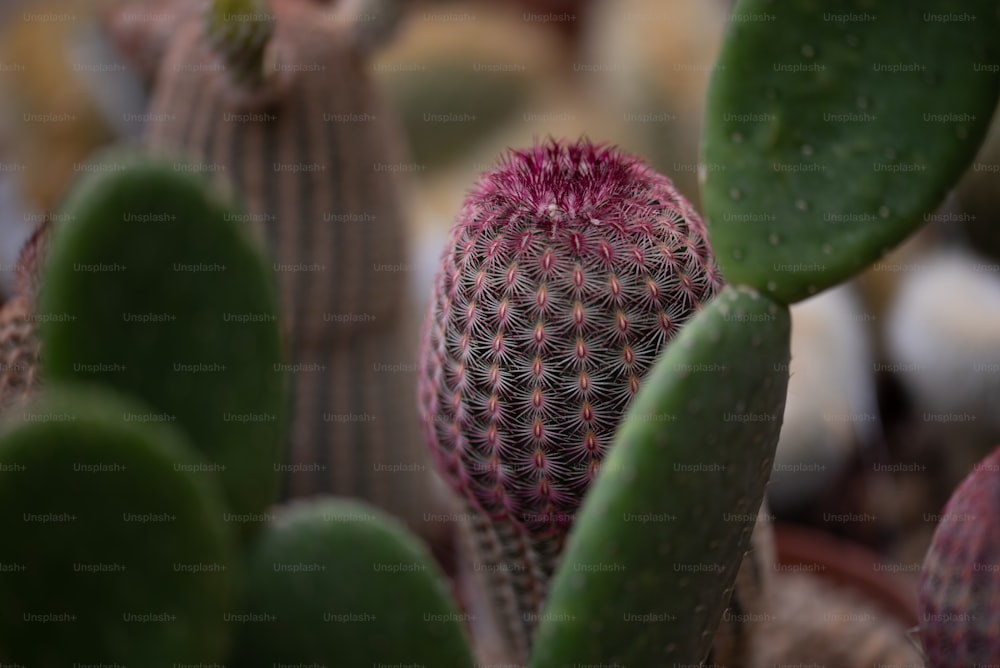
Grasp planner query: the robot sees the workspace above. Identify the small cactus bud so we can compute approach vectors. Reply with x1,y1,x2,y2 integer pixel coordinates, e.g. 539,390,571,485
204,0,276,89
418,137,722,654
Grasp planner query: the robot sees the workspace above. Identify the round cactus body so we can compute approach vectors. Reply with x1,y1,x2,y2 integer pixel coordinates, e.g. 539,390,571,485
919,444,1000,667
417,137,722,652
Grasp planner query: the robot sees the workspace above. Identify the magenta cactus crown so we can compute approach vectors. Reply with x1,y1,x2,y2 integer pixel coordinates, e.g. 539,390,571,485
419,137,721,538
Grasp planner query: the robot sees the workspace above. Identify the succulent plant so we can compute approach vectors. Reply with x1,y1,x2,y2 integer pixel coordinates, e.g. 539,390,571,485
37,150,287,543
5,0,1000,665
0,154,465,667
701,0,1000,304
0,384,238,667
417,136,723,654
919,444,1000,667
129,0,457,551
234,497,476,668
529,283,789,667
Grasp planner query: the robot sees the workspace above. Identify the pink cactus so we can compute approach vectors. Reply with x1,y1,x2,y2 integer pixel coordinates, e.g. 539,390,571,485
419,138,720,535
420,137,721,533
417,138,721,652
919,444,1000,667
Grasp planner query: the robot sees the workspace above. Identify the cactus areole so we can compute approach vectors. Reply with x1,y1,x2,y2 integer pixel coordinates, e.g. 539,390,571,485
418,138,722,540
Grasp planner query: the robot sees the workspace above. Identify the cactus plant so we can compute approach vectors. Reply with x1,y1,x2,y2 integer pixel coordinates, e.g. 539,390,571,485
701,0,1000,303
1,153,472,665
4,0,1000,665
37,151,287,542
919,444,1000,667
0,384,238,667
530,284,789,667
127,0,457,552
234,497,476,668
417,137,724,657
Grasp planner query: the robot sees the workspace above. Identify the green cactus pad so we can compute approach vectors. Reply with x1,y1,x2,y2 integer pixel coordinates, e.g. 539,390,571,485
529,285,790,667
38,153,286,540
232,497,476,668
0,384,237,667
701,0,1000,304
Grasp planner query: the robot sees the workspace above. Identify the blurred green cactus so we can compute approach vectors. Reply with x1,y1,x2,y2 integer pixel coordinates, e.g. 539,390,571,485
0,384,238,667
37,151,287,542
234,497,476,668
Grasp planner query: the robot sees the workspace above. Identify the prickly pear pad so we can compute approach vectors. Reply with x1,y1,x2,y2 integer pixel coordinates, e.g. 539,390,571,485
702,0,1000,304
38,153,286,540
0,384,237,667
233,498,476,668
530,285,789,667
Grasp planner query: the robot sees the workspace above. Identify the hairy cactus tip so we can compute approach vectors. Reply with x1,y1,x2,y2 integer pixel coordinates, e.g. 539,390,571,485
417,137,722,637
204,0,275,88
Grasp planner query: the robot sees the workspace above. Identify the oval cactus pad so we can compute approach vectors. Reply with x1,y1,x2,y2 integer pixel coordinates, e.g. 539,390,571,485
0,384,236,667
530,285,790,667
38,153,286,538
701,0,1000,303
233,497,475,668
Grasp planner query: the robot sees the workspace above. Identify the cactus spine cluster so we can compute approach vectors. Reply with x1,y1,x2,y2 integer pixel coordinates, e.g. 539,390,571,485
203,0,275,88
418,138,722,654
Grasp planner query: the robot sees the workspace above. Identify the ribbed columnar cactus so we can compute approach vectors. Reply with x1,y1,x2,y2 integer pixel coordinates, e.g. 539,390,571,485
418,138,723,655
123,0,457,553
919,445,1000,667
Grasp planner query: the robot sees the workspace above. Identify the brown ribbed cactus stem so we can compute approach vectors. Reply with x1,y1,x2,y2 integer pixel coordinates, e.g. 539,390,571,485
459,497,566,661
142,0,456,551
